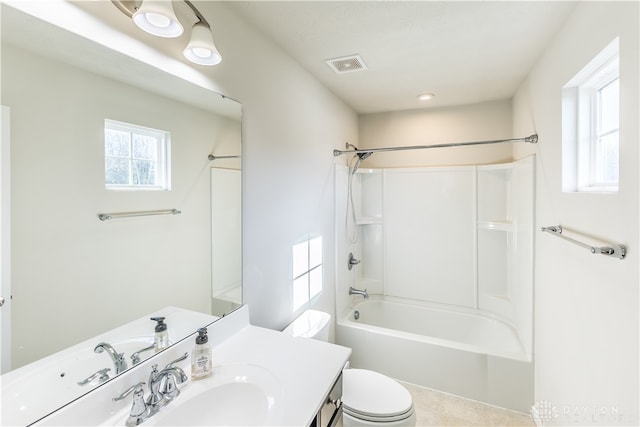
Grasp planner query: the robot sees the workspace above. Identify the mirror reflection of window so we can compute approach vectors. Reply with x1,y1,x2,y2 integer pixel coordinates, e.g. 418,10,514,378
104,119,171,190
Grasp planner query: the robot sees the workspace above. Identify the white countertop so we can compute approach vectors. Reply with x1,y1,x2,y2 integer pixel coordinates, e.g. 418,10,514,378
212,324,351,425
33,305,351,426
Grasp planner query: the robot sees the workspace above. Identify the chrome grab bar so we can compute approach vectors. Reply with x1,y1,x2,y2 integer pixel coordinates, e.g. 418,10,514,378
541,225,626,260
98,209,181,222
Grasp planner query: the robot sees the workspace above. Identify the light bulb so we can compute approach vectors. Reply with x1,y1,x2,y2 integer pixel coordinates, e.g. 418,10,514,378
183,22,222,66
133,1,183,38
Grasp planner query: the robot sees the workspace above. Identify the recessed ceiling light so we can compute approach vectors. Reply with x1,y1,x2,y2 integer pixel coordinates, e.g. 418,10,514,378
417,93,435,101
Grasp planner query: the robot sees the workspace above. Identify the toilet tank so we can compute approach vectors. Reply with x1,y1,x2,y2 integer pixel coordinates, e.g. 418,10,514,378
283,310,331,342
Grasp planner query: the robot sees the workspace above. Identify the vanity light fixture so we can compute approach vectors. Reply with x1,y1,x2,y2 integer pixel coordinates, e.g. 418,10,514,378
133,0,183,37
112,0,222,65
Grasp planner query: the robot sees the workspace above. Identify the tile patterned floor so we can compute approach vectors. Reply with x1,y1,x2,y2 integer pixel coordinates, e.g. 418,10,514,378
401,381,535,426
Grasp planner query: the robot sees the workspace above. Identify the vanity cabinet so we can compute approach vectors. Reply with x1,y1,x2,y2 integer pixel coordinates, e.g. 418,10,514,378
312,372,343,427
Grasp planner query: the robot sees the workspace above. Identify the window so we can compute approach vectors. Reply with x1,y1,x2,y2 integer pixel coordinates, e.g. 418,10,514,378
562,38,619,192
292,235,323,311
104,119,170,190
592,76,619,187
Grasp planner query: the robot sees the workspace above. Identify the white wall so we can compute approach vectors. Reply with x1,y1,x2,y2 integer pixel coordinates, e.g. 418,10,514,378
359,99,513,168
2,45,240,367
513,2,639,424
199,3,359,333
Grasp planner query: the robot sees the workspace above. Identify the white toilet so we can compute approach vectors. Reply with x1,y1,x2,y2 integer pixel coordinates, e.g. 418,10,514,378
284,310,416,427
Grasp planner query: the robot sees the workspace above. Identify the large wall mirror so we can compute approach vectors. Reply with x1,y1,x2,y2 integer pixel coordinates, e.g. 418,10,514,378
0,2,241,424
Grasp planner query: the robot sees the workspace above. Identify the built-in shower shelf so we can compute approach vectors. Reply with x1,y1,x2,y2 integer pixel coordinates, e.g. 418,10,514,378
478,220,513,232
356,217,382,225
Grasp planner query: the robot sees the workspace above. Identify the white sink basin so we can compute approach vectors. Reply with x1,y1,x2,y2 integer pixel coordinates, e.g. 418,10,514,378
141,364,284,426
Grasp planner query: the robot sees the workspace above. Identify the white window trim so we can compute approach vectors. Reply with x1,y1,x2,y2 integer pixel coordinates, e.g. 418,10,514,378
579,62,619,191
562,38,620,193
105,119,171,191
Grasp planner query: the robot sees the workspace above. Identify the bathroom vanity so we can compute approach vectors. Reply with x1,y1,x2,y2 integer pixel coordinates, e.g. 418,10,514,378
16,305,350,426
0,307,218,426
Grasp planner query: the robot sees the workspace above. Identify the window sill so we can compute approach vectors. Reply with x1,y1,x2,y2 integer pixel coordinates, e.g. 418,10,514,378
106,186,169,191
576,186,619,194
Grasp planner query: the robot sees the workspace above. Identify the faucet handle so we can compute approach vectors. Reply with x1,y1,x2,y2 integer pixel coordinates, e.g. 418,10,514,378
131,344,155,365
163,352,189,370
162,368,188,401
114,382,151,427
77,368,111,386
348,252,361,270
113,381,146,402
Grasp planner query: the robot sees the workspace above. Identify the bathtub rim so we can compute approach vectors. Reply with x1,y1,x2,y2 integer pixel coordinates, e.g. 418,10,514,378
338,295,532,363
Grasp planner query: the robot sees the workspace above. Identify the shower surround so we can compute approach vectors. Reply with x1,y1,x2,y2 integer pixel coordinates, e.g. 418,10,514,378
335,156,535,412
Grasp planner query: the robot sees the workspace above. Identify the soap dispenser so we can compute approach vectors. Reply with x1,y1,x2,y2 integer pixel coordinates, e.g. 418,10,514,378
191,327,212,380
151,317,168,352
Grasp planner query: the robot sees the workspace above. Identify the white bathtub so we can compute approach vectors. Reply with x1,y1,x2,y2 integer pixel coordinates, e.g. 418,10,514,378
336,296,533,413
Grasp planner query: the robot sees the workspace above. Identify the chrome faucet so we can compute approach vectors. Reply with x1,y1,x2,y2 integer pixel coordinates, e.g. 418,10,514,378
114,353,189,427
147,353,189,408
95,342,128,374
349,286,369,299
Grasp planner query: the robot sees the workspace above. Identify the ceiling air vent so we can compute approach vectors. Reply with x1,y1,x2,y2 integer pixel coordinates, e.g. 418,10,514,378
326,54,368,74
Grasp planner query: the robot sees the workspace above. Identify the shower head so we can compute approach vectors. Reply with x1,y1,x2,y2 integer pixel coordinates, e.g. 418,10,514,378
345,142,373,174
358,151,373,160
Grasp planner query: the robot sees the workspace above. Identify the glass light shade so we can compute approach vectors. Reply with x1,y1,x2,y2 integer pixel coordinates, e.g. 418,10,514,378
183,22,222,66
133,0,183,38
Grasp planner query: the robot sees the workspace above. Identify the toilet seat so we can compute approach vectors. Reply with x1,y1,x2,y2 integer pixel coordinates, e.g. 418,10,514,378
342,369,415,422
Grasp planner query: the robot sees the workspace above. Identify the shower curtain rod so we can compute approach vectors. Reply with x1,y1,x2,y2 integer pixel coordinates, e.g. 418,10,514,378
333,134,538,157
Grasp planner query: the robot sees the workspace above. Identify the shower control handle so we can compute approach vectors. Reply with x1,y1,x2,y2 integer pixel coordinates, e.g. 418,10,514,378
348,253,360,271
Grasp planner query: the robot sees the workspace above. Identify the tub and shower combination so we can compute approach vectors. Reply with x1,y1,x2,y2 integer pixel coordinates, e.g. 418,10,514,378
337,296,532,412
334,153,535,412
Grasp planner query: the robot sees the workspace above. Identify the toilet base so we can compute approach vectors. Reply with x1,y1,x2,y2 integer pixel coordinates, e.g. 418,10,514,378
343,410,416,426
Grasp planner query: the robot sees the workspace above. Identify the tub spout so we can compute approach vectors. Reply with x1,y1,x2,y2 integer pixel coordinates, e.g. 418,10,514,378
349,286,369,299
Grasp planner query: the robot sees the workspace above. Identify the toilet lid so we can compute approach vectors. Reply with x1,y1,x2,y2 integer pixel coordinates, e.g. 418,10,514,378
342,369,414,421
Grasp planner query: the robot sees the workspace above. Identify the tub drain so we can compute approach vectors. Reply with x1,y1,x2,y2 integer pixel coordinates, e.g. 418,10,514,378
354,310,360,320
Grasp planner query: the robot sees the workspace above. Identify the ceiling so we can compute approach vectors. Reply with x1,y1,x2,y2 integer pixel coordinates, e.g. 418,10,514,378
227,1,577,114
5,1,578,116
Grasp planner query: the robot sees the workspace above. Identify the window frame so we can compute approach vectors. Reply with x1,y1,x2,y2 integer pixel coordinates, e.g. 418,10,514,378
579,61,620,191
562,38,620,194
104,119,171,191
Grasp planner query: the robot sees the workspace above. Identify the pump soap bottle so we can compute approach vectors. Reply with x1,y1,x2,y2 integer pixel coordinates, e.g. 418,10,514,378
151,317,168,352
191,327,212,380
